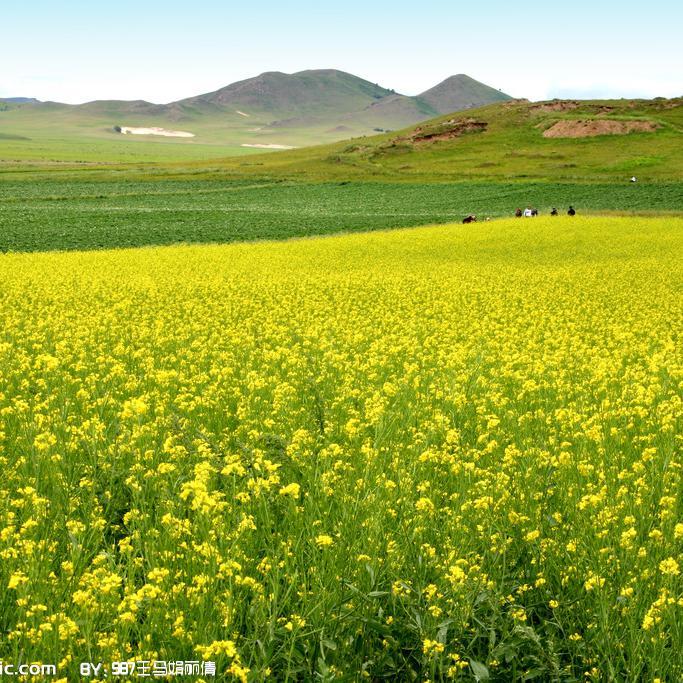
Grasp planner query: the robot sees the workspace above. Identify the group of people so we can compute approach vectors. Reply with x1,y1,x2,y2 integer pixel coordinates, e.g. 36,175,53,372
515,206,576,217
461,205,576,224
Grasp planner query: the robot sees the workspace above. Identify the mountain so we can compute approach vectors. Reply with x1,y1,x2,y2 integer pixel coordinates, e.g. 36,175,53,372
179,69,394,120
179,70,512,131
340,93,440,131
0,70,513,162
419,74,511,113
0,97,39,104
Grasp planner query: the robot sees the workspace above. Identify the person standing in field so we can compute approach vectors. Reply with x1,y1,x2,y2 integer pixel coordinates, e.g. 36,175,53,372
515,208,522,217
568,206,576,216
524,206,533,217
551,207,558,216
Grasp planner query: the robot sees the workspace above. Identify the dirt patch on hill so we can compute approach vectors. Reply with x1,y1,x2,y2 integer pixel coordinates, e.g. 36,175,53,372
530,101,581,114
408,118,488,143
542,119,658,138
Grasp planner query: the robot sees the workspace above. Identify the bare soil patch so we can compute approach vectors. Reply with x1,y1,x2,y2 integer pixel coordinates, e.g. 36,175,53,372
542,119,658,138
530,101,580,114
407,118,488,144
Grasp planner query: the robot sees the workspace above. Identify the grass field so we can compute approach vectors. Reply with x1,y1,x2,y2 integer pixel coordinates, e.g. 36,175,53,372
0,99,338,164
1,216,681,680
1,178,682,252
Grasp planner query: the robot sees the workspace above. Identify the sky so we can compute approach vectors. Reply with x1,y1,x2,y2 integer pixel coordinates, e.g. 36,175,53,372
2,0,681,104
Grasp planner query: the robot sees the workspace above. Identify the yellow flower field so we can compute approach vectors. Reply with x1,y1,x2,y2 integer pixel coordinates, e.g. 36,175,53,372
0,216,681,681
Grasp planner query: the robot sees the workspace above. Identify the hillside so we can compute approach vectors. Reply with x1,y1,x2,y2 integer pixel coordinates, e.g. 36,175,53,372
419,74,511,112
0,70,511,163
205,96,683,182
178,69,393,119
0,97,39,104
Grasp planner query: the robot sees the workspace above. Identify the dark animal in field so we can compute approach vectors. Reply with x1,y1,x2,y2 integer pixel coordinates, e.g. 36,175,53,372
568,206,576,216
462,214,477,224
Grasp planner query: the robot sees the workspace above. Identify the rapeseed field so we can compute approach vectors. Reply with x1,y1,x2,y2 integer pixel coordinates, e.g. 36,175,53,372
0,216,681,681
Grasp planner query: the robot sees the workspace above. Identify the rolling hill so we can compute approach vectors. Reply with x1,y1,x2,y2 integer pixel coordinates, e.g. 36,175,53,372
419,74,510,113
177,69,394,119
0,97,39,104
200,96,683,183
0,71,511,163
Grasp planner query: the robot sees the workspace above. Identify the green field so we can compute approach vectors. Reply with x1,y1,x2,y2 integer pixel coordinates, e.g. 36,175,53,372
0,102,339,165
1,178,682,252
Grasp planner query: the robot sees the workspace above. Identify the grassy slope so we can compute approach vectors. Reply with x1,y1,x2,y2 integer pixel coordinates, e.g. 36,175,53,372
198,97,683,183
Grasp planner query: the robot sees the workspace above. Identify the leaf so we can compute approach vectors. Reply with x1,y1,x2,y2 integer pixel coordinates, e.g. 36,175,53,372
474,590,490,605
470,660,490,681
523,667,548,680
437,620,453,643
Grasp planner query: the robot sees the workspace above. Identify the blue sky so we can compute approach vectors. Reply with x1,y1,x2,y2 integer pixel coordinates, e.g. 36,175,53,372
2,0,681,103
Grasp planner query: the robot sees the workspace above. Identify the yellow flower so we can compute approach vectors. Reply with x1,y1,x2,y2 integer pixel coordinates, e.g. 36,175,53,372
415,497,435,513
195,639,238,659
279,483,301,498
422,638,445,656
8,571,28,590
315,534,334,548
659,557,680,576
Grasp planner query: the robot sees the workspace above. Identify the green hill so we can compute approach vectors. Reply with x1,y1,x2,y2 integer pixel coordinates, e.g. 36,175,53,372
419,74,511,113
179,69,393,119
208,96,683,182
0,97,39,104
